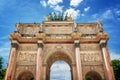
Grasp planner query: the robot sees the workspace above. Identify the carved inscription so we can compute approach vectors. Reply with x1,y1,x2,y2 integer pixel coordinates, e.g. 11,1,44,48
45,27,72,34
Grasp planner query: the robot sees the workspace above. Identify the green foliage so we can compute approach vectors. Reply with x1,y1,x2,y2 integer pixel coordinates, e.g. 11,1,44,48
112,59,120,80
85,76,91,80
0,69,6,80
0,56,6,80
0,57,2,69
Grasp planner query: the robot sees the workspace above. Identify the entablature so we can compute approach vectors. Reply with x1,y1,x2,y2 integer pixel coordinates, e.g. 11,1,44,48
9,31,109,43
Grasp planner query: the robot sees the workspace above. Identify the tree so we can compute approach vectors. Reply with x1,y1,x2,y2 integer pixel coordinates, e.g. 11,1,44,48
0,56,6,80
112,59,120,80
0,57,2,69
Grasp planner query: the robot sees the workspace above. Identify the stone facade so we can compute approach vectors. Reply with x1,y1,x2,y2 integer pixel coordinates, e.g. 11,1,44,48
5,20,114,80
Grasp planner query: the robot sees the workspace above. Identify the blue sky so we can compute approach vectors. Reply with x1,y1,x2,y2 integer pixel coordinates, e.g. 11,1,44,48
0,0,120,73
50,61,71,80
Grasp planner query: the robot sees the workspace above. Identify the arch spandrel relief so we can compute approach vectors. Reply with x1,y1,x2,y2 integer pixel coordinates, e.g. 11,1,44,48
42,44,75,64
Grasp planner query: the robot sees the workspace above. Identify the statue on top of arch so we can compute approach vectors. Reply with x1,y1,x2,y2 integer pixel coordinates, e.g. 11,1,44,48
45,12,73,21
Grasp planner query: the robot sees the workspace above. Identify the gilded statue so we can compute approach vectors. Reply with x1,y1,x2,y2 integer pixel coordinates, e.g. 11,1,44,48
68,14,72,21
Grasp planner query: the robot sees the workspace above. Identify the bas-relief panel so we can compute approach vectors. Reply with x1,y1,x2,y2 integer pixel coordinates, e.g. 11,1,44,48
17,44,37,65
43,44,75,58
44,27,73,34
17,51,37,65
80,52,102,62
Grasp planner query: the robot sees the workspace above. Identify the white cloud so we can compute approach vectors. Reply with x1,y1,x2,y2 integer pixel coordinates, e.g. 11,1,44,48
84,6,90,12
114,9,120,21
50,5,63,12
81,14,85,16
101,10,114,20
70,0,83,7
50,61,71,80
40,0,47,7
91,13,98,19
92,8,120,21
48,0,63,5
114,8,120,16
91,9,115,21
115,10,120,15
40,0,63,12
65,8,80,19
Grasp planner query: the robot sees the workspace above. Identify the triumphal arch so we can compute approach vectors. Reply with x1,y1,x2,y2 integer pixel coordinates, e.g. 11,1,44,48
5,13,114,80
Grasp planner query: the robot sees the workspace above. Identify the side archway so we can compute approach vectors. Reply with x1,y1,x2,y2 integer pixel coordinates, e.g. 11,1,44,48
17,71,34,80
85,71,102,80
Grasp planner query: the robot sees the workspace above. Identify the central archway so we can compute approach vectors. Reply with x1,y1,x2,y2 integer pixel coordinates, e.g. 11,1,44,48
45,51,74,80
50,61,71,80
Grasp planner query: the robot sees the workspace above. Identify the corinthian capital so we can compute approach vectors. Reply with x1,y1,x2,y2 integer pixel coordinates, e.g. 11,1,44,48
11,43,18,49
74,40,80,48
38,40,43,48
100,40,106,48
38,43,43,48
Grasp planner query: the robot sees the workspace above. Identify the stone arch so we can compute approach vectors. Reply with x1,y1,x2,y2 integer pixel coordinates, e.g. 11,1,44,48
44,50,74,80
85,71,102,80
47,51,72,68
17,70,34,80
43,48,74,65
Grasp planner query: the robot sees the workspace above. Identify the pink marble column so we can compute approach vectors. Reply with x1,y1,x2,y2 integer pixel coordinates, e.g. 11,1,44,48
36,41,43,80
100,40,114,80
5,42,18,80
43,65,46,80
74,40,83,80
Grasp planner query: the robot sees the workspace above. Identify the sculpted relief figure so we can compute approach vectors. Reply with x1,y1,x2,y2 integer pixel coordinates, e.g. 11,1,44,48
83,53,101,62
18,52,36,62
